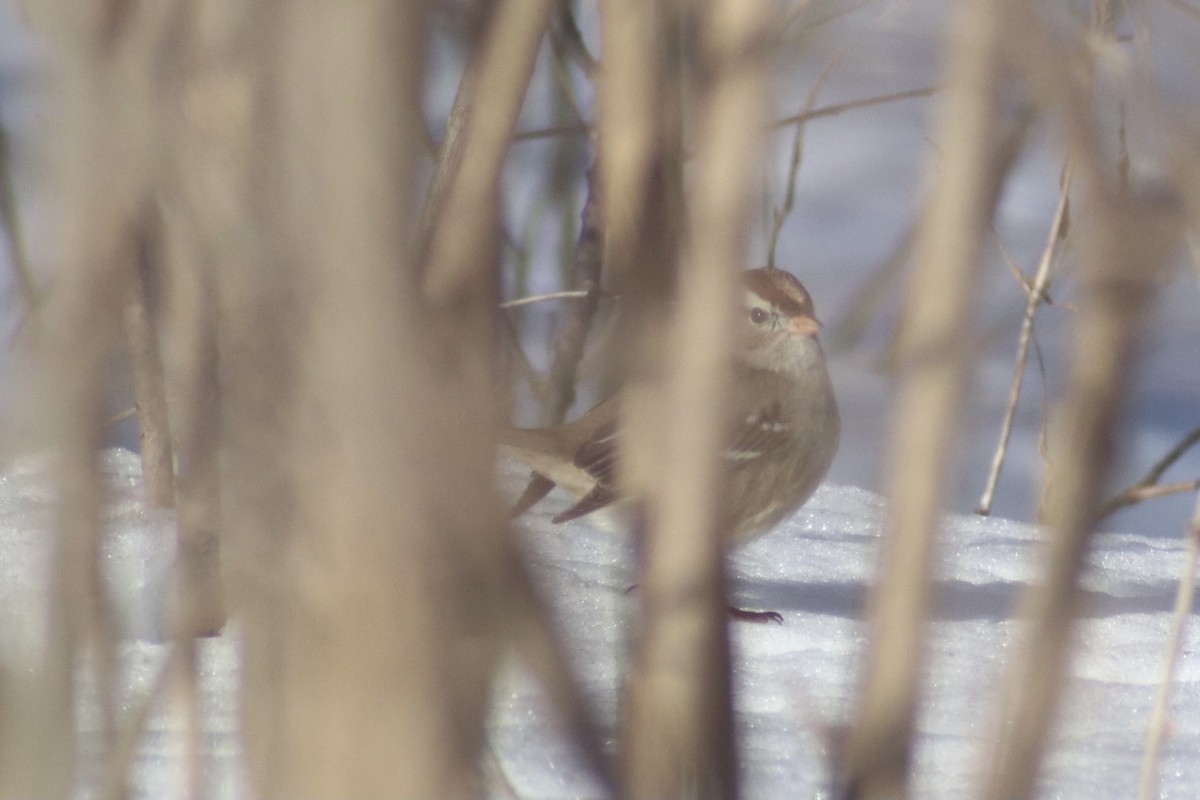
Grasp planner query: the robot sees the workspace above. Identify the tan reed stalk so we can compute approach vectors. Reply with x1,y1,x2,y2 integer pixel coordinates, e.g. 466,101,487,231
1,2,167,796
976,2,1185,795
619,3,777,798
980,186,1182,800
842,3,1015,797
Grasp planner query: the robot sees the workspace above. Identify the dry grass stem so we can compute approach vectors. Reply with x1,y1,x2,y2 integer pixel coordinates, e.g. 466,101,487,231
419,55,479,250
418,10,612,783
769,85,938,129
511,86,938,146
499,289,600,309
1137,490,1200,800
513,121,590,142
976,163,1072,516
1100,426,1200,517
544,167,605,423
975,7,1187,795
843,3,1013,797
108,406,138,426
767,53,842,268
1105,479,1200,515
979,181,1183,800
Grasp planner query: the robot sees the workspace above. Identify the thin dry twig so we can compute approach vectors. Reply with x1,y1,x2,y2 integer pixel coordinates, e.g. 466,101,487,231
1107,479,1200,510
1137,490,1200,800
544,165,605,423
993,221,1071,310
976,162,1072,516
769,85,937,129
499,289,598,309
1100,426,1200,517
767,52,843,268
513,121,590,142
511,86,937,144
108,407,137,426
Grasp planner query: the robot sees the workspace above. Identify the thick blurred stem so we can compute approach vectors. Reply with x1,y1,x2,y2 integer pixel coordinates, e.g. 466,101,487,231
3,2,149,796
245,2,482,795
598,0,683,304
0,111,38,316
980,188,1181,800
422,0,556,304
420,0,613,786
842,3,1012,798
621,3,774,799
170,271,225,638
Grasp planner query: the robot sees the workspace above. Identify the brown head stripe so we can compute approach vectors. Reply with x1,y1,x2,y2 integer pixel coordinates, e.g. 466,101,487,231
741,268,815,317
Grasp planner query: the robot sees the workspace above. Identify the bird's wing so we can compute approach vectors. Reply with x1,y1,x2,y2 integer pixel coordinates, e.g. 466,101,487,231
725,400,793,468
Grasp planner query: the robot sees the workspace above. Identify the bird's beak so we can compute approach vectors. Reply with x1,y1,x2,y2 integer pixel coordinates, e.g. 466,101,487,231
787,313,822,338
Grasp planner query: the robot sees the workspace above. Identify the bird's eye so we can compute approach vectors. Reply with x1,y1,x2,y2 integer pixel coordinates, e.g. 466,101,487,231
749,307,770,325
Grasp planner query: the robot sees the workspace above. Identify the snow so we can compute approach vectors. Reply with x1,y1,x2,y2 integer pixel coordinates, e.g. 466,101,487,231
0,449,1194,799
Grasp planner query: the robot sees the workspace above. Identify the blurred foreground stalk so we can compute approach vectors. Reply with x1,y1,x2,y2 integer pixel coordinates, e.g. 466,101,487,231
607,1,776,797
220,1,597,797
980,175,1182,800
842,3,1017,797
974,2,1185,796
4,1,159,795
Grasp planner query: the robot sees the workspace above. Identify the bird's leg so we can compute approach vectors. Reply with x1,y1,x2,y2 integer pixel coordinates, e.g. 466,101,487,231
727,606,783,624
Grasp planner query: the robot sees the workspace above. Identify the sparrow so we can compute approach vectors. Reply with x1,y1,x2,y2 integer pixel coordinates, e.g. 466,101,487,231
498,267,839,549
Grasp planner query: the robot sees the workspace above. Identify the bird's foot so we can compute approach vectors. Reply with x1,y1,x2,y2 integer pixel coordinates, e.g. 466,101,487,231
728,606,783,624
